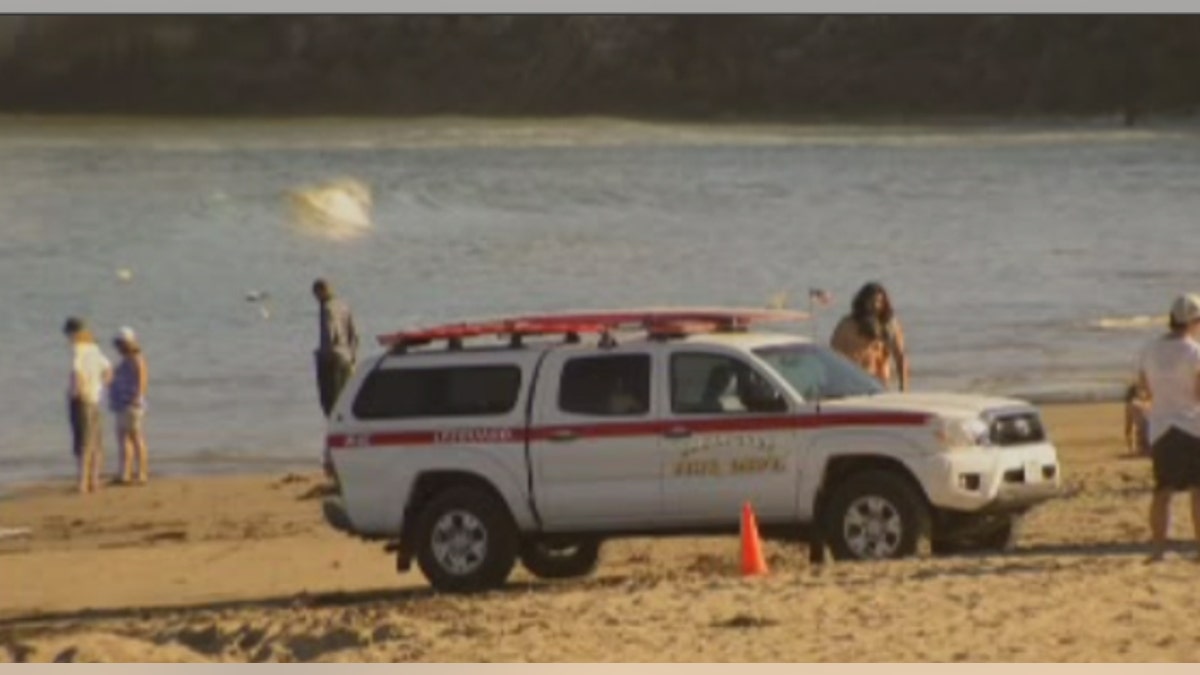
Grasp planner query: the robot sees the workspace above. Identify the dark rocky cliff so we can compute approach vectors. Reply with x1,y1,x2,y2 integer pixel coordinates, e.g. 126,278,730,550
0,16,1196,120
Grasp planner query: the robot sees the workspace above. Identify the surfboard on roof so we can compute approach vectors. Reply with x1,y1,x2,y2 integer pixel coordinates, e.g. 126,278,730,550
376,306,811,348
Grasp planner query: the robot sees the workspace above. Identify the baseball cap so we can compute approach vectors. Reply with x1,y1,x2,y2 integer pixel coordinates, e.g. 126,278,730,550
114,326,138,345
1170,293,1200,325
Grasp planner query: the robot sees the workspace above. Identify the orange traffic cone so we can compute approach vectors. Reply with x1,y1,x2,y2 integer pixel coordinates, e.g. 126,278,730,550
740,501,769,577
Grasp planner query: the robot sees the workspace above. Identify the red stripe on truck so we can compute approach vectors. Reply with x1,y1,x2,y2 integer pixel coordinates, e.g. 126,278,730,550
327,411,929,450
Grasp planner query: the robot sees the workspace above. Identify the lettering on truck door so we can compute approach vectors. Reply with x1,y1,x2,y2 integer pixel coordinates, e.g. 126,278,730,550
659,349,798,525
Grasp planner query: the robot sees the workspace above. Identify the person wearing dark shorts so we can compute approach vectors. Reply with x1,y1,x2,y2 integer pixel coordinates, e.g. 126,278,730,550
1138,293,1200,562
1152,428,1200,491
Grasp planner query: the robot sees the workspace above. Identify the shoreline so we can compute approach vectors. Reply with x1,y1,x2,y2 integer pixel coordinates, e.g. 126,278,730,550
3,112,1200,139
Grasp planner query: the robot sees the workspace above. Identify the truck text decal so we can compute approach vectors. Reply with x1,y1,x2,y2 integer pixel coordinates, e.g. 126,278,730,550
672,455,786,477
671,433,785,477
434,428,516,444
678,433,775,458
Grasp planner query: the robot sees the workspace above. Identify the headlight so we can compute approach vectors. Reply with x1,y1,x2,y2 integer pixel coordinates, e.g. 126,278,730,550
932,417,991,449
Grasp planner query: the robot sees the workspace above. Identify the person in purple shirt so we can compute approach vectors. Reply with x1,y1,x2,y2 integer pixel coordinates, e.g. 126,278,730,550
110,326,149,484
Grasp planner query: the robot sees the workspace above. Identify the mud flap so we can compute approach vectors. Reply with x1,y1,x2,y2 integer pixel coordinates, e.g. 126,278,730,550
384,541,413,571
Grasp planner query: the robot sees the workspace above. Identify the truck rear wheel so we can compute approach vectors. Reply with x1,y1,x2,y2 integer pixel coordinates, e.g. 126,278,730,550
413,486,517,593
822,470,930,561
519,539,601,579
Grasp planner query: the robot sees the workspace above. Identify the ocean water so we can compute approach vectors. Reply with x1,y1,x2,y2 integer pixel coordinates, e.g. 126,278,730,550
2,116,1198,485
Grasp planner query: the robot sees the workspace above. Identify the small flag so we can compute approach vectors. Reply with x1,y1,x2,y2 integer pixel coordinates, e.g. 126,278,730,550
808,288,833,307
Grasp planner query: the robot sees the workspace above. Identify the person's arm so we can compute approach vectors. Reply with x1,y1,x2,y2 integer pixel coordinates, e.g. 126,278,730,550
892,317,909,392
318,303,334,353
136,355,148,403
1192,344,1200,402
69,355,84,399
347,309,360,364
829,317,851,354
100,352,113,387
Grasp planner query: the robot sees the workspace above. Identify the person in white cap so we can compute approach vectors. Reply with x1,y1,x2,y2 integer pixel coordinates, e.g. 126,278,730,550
110,326,149,485
1137,293,1200,562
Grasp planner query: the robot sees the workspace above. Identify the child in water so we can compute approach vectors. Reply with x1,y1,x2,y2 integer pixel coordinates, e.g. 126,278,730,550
1124,383,1151,457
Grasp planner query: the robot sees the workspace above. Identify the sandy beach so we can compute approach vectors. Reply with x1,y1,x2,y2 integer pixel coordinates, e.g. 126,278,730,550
2,402,1198,662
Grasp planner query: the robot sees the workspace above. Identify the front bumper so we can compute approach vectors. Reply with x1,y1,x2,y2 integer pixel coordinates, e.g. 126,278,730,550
914,442,1062,513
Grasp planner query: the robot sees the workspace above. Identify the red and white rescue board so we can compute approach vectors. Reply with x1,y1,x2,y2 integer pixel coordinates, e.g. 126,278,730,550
376,307,811,348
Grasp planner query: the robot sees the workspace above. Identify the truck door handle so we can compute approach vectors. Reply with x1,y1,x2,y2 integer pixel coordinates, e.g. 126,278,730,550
662,426,692,439
548,429,578,442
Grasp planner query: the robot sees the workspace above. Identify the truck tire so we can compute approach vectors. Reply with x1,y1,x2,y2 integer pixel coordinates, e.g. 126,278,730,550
413,486,518,593
519,539,601,579
822,470,931,561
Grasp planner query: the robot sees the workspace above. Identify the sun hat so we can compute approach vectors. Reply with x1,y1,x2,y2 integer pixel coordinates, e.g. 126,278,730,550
1170,293,1200,325
114,326,138,345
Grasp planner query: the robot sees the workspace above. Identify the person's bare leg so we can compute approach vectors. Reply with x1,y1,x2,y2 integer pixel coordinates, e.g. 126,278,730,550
123,434,134,483
91,448,104,492
134,429,148,483
1148,489,1173,562
71,402,87,493
77,450,88,493
1190,488,1200,562
81,445,97,493
88,408,104,492
118,427,133,483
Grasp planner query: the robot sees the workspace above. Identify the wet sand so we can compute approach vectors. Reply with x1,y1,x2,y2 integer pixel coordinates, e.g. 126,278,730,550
2,402,1198,662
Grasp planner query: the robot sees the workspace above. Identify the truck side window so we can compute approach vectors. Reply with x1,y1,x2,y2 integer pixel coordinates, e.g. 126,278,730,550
558,354,651,417
352,365,522,419
671,353,786,414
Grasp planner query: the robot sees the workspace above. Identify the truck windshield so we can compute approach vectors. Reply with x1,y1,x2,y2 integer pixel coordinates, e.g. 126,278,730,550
752,343,884,401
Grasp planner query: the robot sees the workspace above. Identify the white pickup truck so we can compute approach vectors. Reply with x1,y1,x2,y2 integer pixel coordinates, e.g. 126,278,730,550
322,309,1061,593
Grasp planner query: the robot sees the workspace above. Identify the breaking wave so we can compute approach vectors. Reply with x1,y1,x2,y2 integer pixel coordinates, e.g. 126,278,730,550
1087,314,1166,331
286,177,372,240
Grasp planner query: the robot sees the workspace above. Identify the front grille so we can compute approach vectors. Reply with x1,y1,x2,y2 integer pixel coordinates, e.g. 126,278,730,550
989,412,1046,446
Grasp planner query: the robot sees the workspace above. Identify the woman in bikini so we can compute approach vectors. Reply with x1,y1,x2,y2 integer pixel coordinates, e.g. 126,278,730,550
830,281,909,391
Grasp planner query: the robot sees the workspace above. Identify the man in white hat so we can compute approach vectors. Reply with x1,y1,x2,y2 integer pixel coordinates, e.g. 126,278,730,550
110,326,149,484
1137,293,1200,562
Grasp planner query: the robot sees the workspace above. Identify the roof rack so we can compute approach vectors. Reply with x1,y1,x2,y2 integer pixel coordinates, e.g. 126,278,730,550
377,307,810,352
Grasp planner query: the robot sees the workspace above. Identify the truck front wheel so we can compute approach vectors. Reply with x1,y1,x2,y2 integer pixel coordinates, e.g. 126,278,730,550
822,470,931,561
413,486,518,593
519,539,601,579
